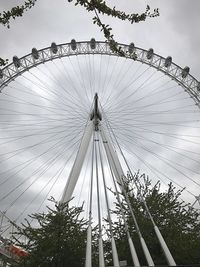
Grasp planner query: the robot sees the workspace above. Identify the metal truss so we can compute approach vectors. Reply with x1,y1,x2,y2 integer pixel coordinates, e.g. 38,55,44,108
0,40,200,106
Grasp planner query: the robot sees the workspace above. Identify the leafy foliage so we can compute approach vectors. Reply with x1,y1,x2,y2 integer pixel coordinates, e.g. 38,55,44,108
0,0,37,66
11,200,88,267
0,57,8,66
109,172,200,266
68,0,159,57
0,1,159,66
0,0,37,28
8,173,200,266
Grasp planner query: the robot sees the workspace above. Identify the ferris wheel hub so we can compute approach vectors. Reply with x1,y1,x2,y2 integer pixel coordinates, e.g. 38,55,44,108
90,93,102,131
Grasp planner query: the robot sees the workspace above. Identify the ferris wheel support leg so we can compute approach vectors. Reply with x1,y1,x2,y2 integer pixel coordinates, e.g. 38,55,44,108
99,125,124,185
128,234,141,267
111,236,120,267
154,226,176,266
85,225,92,267
60,122,93,203
99,236,105,267
100,126,156,266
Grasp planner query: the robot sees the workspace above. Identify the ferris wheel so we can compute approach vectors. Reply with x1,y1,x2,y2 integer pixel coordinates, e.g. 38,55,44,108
0,39,200,266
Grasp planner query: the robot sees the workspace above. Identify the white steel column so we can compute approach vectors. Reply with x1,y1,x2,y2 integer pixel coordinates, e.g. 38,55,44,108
154,226,176,266
99,125,124,185
85,137,95,267
98,132,120,267
99,237,105,267
61,122,93,203
94,133,105,267
85,225,92,267
99,124,155,266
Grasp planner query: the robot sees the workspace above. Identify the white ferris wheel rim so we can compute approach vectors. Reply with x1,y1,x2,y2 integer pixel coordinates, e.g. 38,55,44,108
0,39,200,106
0,39,200,225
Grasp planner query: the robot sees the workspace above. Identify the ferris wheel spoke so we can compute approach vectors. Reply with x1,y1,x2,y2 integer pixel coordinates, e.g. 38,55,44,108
60,57,85,98
108,81,177,113
103,105,200,199
25,71,71,106
23,69,89,115
84,55,92,98
3,138,79,216
129,124,200,144
52,58,90,109
108,88,186,116
100,55,111,98
0,135,80,210
40,61,90,111
130,81,178,107
0,124,69,144
9,80,85,114
120,69,158,104
109,118,200,131
121,143,196,198
0,127,81,169
114,133,195,195
107,57,129,92
31,149,77,218
116,129,200,171
0,41,200,258
96,54,103,97
104,64,152,109
115,130,200,188
0,128,82,186
123,129,200,160
0,91,85,119
67,56,92,104
101,56,120,104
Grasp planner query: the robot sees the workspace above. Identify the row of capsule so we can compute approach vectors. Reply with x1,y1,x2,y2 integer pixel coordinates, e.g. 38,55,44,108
128,43,190,79
0,38,193,81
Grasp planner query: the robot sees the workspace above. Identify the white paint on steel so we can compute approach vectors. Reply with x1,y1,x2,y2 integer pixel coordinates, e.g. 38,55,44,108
60,122,93,203
140,237,155,266
128,236,140,267
99,236,105,267
154,226,176,266
0,41,199,106
85,225,92,267
111,237,120,267
99,125,124,186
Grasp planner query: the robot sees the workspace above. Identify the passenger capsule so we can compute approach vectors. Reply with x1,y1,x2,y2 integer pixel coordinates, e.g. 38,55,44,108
147,48,154,60
197,82,200,91
32,48,39,60
0,69,3,79
181,66,190,78
90,38,96,49
51,42,58,54
71,39,77,51
13,56,21,68
128,43,135,54
164,56,172,67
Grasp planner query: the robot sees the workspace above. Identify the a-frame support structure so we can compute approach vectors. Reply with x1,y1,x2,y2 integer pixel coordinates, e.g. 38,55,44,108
60,93,177,267
61,93,124,203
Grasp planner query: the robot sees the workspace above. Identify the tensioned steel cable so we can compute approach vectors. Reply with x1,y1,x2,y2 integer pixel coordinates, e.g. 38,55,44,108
103,117,176,266
98,123,155,266
98,138,141,267
85,132,94,267
97,130,120,267
94,131,105,267
52,59,86,107
0,135,80,204
0,129,81,191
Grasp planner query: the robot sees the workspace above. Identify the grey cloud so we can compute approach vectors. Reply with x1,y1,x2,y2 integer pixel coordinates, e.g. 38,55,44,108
0,0,200,226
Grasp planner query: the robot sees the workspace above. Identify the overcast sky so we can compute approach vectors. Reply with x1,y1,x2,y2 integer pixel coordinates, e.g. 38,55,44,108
0,0,200,227
0,0,200,79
